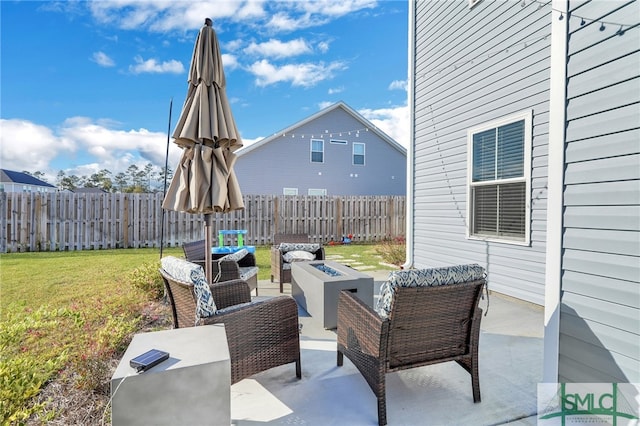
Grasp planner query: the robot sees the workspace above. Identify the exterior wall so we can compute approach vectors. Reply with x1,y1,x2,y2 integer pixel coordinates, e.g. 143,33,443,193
558,0,640,383
0,182,56,193
234,106,406,196
410,0,550,304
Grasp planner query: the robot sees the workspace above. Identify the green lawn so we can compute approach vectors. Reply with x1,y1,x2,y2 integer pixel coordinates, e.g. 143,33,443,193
0,242,402,423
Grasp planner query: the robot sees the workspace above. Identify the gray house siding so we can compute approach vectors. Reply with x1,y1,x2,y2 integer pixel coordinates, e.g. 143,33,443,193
411,0,550,304
234,103,406,196
558,0,640,383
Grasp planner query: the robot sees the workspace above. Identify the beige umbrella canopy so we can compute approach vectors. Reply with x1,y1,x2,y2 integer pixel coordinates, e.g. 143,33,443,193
163,18,244,214
163,18,244,282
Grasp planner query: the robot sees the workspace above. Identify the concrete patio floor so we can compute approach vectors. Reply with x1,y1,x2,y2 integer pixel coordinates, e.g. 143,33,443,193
230,269,544,426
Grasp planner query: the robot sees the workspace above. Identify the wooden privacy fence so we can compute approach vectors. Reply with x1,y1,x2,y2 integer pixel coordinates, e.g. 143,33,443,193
0,192,405,253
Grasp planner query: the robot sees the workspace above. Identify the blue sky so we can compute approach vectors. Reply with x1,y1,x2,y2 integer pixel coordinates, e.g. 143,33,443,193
0,0,409,182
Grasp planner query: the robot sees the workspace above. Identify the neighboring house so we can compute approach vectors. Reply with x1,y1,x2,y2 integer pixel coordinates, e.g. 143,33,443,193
234,101,406,196
408,0,638,386
0,169,57,193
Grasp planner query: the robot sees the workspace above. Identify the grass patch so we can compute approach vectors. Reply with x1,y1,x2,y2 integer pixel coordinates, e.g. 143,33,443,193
0,243,399,423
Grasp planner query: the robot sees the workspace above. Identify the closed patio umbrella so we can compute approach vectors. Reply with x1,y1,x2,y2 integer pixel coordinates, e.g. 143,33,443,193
163,18,244,282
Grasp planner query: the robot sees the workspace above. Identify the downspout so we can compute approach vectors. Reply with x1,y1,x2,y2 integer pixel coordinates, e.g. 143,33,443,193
543,0,569,383
403,0,416,270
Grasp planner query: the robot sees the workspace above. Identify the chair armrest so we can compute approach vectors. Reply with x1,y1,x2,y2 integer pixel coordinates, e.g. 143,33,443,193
337,290,388,358
209,279,252,309
271,246,285,268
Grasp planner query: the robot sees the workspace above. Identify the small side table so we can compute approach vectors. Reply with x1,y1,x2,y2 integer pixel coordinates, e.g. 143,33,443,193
111,325,230,426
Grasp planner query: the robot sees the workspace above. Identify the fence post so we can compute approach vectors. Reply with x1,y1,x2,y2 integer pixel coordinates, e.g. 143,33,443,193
335,196,343,240
273,196,279,239
123,194,130,248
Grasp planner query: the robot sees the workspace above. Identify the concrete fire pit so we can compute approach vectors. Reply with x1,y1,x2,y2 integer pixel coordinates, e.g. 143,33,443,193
291,260,374,329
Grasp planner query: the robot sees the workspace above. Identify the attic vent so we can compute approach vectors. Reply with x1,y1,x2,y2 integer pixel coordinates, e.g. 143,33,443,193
469,0,482,8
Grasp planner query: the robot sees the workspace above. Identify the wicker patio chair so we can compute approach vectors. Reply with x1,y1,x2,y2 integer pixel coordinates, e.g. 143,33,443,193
159,260,301,385
183,239,259,295
337,265,486,426
270,234,325,293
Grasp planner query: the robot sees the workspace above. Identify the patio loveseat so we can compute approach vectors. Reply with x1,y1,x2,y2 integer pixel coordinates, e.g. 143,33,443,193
270,234,325,293
336,264,486,425
159,256,301,384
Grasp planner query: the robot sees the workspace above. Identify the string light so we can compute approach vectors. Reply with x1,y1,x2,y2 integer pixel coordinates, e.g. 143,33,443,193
276,126,378,140
525,0,635,33
415,1,636,80
416,32,550,78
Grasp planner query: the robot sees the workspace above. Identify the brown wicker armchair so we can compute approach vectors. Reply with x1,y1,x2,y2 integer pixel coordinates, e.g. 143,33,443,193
159,267,301,384
337,266,486,426
270,234,325,293
183,239,258,295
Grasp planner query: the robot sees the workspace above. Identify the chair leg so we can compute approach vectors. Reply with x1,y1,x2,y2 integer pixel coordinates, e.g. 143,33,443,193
296,357,302,379
377,390,387,426
337,350,344,366
471,356,481,403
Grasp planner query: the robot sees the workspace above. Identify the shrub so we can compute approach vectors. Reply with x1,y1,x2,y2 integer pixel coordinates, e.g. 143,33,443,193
128,261,164,300
374,235,406,266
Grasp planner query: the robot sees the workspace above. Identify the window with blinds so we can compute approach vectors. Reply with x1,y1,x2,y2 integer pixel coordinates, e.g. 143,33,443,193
353,142,365,165
310,139,324,163
467,111,531,244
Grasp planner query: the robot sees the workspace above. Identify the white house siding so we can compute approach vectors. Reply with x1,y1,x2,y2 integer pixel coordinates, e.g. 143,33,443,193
410,0,550,304
558,0,640,383
235,105,406,196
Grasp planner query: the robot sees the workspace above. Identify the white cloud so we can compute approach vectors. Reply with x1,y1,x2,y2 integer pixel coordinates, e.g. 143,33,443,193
0,118,182,182
318,101,334,110
0,119,75,174
317,41,330,53
358,104,409,149
248,59,347,87
244,38,311,58
221,53,239,70
91,51,115,67
88,1,267,32
388,79,407,91
129,55,185,74
328,86,344,95
298,0,377,16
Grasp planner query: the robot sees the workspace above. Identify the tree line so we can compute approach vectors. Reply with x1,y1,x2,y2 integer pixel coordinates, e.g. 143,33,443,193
24,163,173,193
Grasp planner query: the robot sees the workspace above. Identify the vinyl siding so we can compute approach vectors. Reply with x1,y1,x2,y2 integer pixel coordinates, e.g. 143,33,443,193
411,0,550,304
558,0,640,383
234,106,406,196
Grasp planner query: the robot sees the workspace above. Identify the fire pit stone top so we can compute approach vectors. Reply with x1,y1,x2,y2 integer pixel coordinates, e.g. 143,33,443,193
312,263,342,277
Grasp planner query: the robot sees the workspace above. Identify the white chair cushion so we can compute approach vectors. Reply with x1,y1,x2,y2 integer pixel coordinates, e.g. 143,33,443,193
239,266,259,281
219,248,249,262
283,250,316,263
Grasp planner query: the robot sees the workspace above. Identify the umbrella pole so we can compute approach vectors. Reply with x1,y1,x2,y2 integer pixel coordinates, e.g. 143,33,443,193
160,98,173,260
204,213,214,283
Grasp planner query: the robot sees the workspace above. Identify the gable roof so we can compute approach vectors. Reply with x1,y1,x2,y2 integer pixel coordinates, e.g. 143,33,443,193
236,101,406,156
0,169,56,188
